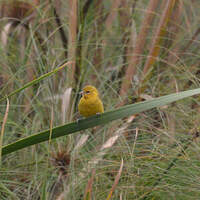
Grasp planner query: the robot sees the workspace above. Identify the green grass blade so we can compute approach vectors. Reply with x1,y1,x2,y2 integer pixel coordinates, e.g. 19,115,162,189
0,62,71,102
2,88,200,156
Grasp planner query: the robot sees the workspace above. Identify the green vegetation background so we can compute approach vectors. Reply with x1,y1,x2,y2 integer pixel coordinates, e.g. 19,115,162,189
1,0,200,199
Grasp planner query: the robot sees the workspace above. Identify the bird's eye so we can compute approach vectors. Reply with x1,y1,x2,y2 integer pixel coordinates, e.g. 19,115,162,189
85,91,90,94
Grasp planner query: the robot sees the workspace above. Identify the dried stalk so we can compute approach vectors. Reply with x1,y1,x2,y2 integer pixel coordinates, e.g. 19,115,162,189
139,0,176,95
105,0,121,30
52,1,68,58
67,0,77,87
119,0,159,102
166,0,183,64
117,0,137,85
0,98,9,166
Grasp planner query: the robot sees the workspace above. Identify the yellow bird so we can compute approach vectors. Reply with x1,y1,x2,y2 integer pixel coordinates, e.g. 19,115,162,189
78,85,104,117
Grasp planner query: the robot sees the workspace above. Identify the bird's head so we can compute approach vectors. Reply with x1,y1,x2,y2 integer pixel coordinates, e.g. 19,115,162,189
80,85,99,99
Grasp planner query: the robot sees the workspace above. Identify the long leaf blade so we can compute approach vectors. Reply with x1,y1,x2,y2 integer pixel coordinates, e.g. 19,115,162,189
2,88,200,156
